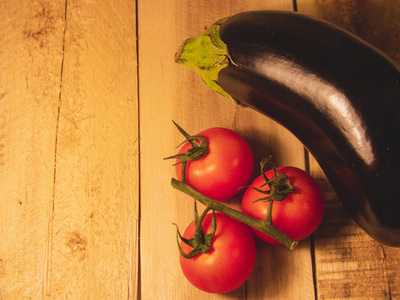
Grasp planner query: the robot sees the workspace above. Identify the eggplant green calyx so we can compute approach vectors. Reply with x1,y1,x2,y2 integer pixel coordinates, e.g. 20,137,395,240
164,121,208,166
174,18,237,102
174,202,217,259
250,156,296,203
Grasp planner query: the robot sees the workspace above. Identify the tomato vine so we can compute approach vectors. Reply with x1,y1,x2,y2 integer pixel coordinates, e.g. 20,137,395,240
166,122,299,251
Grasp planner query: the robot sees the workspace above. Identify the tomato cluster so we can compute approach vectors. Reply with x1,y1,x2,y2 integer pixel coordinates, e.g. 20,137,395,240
171,125,325,294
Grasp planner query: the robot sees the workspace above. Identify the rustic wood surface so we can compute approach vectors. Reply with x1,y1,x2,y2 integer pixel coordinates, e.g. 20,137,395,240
1,0,399,299
1,0,138,299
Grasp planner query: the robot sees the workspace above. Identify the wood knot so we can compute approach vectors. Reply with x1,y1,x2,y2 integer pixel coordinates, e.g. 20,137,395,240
66,231,87,261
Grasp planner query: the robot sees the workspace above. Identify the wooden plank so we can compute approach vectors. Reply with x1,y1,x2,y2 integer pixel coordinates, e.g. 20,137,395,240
0,1,66,298
49,0,139,298
296,1,400,299
138,1,317,299
0,0,139,298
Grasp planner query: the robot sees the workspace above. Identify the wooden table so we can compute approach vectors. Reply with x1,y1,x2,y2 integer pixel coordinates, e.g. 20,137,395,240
1,0,399,299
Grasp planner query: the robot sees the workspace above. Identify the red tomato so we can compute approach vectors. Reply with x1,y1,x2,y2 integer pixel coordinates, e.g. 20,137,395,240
242,166,324,244
176,127,253,201
179,212,256,294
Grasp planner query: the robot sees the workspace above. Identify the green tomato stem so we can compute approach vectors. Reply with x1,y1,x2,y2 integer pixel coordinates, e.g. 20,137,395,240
171,178,298,250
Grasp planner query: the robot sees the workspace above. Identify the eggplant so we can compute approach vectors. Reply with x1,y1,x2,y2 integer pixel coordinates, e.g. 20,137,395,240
175,10,400,247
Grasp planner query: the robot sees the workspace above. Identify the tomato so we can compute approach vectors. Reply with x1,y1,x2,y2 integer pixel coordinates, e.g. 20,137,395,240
179,212,256,294
242,166,324,244
176,127,253,201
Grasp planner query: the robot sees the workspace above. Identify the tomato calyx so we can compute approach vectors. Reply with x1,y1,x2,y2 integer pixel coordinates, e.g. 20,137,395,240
245,156,295,228
174,201,217,259
249,156,295,203
164,121,208,172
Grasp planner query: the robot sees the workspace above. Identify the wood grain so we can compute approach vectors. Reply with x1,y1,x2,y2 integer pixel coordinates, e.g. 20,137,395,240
297,1,400,299
0,0,139,298
1,1,66,298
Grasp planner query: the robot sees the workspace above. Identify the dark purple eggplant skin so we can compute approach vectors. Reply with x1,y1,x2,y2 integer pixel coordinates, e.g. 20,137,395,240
215,11,400,246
